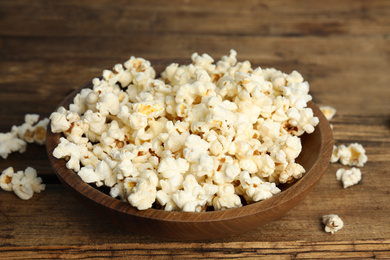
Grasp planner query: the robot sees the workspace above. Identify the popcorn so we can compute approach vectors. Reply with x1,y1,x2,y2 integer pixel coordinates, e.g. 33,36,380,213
279,162,305,184
336,167,362,188
335,143,368,167
158,156,189,179
212,183,242,211
12,171,34,200
330,145,339,163
0,166,14,191
183,135,210,163
23,167,46,193
78,165,100,184
50,107,77,133
0,113,50,159
239,171,281,203
70,88,94,115
0,132,26,159
50,50,319,212
0,166,45,200
13,114,49,145
319,106,337,121
127,170,158,210
171,174,202,212
52,137,83,172
96,92,121,116
322,214,344,234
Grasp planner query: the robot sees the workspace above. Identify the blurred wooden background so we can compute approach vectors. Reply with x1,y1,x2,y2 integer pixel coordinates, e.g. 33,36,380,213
0,0,390,258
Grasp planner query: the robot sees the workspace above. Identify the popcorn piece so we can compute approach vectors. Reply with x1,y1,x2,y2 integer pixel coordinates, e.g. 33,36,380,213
239,171,281,202
0,114,48,159
0,132,26,159
23,167,45,193
213,160,240,184
158,156,189,179
171,175,202,212
252,154,275,178
50,107,73,133
279,162,305,184
96,92,121,116
52,137,83,172
319,106,337,121
78,165,100,184
0,166,14,191
336,167,362,188
127,170,158,210
14,114,49,145
330,145,339,163
110,181,126,201
70,88,94,115
322,214,344,234
212,183,242,210
183,134,210,163
0,167,45,200
83,110,107,135
133,102,164,118
337,143,368,167
12,172,34,200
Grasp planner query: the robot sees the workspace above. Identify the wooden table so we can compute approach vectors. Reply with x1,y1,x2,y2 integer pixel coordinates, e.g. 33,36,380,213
1,0,389,258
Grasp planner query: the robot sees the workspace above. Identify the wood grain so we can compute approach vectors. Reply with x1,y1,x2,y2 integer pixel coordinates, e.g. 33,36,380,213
0,0,390,257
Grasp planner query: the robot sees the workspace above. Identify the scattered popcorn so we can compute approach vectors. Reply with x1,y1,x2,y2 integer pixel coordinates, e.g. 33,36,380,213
0,132,26,159
13,114,50,145
336,167,362,188
319,106,337,121
322,214,344,234
332,143,367,167
0,114,49,159
0,166,45,200
50,50,320,212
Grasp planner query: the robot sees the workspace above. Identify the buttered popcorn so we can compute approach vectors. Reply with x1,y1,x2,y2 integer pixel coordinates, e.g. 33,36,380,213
50,50,319,211
322,214,344,234
0,166,45,200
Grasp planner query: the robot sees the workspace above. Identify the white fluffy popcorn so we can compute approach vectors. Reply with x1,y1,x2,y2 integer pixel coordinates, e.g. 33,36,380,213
0,114,49,159
13,114,50,145
0,166,15,191
322,214,344,234
319,106,337,121
0,132,26,159
336,167,362,188
331,145,339,163
0,166,45,200
332,143,367,167
50,50,319,212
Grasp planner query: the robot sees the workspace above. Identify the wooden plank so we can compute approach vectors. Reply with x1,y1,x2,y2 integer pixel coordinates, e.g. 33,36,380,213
0,0,389,37
1,240,390,259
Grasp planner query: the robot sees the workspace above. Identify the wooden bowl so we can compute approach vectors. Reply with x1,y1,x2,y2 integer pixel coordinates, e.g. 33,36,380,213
46,78,333,241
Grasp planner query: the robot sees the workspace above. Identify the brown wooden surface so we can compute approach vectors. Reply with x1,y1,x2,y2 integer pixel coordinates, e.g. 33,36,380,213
0,0,389,258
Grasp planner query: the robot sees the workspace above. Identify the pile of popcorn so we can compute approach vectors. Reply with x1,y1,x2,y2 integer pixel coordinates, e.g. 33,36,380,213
50,50,320,212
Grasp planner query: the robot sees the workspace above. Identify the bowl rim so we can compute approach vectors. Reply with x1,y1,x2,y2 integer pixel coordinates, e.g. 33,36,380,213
46,80,333,224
